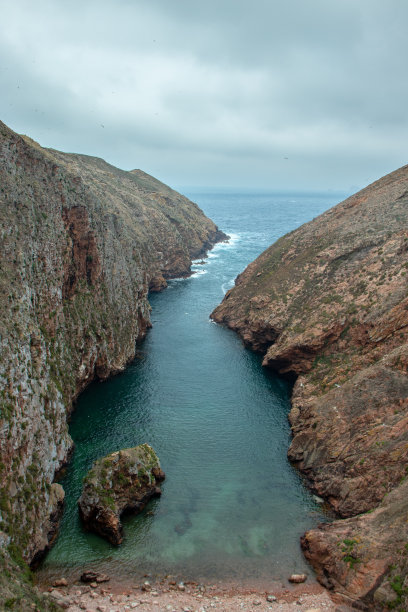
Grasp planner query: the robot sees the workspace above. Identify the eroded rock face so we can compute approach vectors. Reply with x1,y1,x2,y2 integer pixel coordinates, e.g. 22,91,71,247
301,479,408,609
0,119,226,567
78,444,165,545
211,165,408,607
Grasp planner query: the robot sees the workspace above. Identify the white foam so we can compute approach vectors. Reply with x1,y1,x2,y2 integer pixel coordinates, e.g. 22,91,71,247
168,276,187,283
221,278,235,294
191,268,208,278
212,232,240,250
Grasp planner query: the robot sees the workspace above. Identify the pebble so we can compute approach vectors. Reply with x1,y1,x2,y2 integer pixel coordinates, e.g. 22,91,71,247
53,578,68,587
266,594,277,602
178,582,186,591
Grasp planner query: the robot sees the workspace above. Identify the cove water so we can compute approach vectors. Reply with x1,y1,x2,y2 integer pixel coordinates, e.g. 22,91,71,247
39,190,346,585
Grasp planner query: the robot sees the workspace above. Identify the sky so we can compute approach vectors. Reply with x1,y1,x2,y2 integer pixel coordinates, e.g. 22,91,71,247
1,0,407,192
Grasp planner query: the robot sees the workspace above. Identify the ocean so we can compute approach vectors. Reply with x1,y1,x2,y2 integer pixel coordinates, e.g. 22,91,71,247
38,189,346,586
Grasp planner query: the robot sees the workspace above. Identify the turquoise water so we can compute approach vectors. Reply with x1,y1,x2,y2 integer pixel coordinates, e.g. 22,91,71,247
39,190,345,584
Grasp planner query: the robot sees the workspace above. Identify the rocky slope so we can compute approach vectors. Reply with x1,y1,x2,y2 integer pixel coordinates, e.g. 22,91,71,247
78,444,165,545
211,165,408,609
0,119,225,607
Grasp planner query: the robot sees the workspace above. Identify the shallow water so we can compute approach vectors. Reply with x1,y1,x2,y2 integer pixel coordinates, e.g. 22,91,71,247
39,190,345,584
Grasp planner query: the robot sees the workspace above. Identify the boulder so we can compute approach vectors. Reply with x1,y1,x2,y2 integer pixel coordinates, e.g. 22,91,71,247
80,570,110,583
78,443,165,545
289,573,307,583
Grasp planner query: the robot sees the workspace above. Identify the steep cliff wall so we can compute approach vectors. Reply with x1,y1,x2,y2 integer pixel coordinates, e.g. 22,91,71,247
0,119,225,582
212,166,408,609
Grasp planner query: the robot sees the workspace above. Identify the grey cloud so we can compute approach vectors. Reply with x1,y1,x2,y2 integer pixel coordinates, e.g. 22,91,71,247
0,0,407,191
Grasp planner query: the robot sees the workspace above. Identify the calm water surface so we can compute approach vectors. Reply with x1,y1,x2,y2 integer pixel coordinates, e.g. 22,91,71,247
39,190,346,584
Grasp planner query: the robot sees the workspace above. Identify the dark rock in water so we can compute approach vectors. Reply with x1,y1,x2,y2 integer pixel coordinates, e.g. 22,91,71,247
78,443,165,545
80,571,110,583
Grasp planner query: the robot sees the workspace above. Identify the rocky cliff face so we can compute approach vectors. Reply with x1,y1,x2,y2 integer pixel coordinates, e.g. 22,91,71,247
212,165,408,609
0,118,225,579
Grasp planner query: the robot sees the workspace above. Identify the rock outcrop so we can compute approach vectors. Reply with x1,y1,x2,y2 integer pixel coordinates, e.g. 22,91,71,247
211,165,408,609
301,478,408,609
0,119,226,606
78,444,165,545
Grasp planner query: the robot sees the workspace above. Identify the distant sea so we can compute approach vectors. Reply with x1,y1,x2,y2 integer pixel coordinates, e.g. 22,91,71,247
38,189,348,586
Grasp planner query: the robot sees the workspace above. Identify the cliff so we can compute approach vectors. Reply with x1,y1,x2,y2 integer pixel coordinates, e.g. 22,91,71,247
211,165,408,609
0,120,225,607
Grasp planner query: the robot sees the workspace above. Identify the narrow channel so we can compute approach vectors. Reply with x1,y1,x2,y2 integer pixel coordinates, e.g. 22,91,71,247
38,190,342,586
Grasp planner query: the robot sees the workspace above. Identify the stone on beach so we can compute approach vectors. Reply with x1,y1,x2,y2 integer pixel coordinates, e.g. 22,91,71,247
289,573,307,583
81,570,110,583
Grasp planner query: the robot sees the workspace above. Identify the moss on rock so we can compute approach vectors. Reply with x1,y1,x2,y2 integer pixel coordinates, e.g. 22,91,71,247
78,444,165,545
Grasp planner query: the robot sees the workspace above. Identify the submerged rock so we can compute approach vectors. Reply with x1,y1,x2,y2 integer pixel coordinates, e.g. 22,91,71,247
78,443,165,545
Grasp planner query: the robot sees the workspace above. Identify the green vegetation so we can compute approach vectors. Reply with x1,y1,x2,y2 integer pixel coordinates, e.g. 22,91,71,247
0,547,59,611
387,574,408,609
341,538,361,569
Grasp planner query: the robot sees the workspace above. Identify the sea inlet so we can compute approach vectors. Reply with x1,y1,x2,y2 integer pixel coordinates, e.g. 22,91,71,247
38,190,344,586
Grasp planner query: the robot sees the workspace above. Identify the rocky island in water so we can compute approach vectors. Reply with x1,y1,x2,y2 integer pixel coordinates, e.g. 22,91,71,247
1,116,407,610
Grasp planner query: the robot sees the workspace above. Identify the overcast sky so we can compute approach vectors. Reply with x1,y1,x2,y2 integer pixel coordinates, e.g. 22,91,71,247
1,0,407,192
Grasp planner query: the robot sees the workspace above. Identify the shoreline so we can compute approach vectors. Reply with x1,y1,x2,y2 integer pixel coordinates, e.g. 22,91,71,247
39,573,349,611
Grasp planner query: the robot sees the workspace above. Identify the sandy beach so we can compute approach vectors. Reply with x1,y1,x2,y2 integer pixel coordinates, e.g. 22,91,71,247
40,574,352,612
